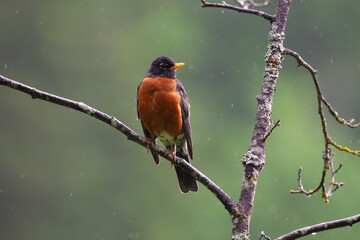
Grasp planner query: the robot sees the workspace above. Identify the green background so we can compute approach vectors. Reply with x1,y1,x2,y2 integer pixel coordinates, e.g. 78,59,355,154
1,0,360,239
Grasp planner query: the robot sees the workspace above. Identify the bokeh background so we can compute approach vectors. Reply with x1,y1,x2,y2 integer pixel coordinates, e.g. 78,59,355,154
1,0,360,239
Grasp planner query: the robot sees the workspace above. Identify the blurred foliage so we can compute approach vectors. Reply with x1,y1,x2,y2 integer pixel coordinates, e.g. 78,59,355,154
1,0,360,239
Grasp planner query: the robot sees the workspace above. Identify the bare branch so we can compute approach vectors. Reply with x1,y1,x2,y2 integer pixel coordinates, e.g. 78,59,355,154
290,152,344,203
283,48,359,201
283,48,360,157
200,0,275,22
275,214,360,240
289,166,324,197
0,74,238,215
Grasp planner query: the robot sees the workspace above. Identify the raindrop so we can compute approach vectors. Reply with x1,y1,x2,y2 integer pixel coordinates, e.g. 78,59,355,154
311,232,316,235
231,103,234,108
129,232,140,238
20,173,25,179
207,137,210,141
16,10,19,14
4,64,7,69
330,59,333,63
188,64,194,70
221,72,224,75
221,10,224,14
0,189,2,193
40,21,43,25
80,172,84,177
70,192,73,197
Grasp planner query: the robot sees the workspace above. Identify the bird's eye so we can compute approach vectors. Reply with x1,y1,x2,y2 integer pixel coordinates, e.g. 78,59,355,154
159,62,167,70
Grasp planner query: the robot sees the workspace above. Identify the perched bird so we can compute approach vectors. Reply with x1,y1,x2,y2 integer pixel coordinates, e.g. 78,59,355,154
136,56,198,193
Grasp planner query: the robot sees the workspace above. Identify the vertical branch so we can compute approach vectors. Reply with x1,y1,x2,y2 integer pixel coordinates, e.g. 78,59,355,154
234,1,292,239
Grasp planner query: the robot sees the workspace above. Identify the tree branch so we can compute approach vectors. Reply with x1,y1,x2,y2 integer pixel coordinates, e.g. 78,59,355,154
0,74,238,215
275,214,360,240
231,1,292,239
283,48,359,202
200,0,275,22
290,153,343,203
283,48,360,157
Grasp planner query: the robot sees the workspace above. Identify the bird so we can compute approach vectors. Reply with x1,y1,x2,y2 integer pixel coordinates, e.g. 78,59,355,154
136,56,198,193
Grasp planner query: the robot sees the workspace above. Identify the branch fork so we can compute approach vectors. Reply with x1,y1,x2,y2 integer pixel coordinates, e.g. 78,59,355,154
283,48,359,202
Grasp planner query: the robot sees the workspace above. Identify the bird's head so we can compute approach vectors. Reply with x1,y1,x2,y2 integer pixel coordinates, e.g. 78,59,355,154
146,56,185,79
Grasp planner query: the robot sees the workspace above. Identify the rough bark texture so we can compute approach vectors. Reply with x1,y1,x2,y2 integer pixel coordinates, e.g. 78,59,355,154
232,1,292,239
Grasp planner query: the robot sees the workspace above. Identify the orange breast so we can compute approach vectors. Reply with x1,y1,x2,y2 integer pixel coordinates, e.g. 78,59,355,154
138,77,183,137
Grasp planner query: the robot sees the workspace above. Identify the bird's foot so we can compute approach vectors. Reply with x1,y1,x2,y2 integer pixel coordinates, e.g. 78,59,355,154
144,138,155,152
165,150,176,166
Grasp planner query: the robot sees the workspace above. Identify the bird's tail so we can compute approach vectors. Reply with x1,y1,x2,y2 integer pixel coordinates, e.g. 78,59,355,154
175,145,198,193
150,151,160,165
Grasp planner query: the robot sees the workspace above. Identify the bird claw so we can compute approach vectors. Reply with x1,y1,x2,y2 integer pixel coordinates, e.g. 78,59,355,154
165,150,176,166
144,138,155,153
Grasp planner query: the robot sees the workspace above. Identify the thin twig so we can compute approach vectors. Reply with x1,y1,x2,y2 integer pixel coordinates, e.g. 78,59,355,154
262,119,280,142
321,96,360,128
258,231,272,240
290,149,344,203
0,74,238,215
201,0,275,22
275,214,360,240
290,166,324,197
326,153,344,197
290,150,335,203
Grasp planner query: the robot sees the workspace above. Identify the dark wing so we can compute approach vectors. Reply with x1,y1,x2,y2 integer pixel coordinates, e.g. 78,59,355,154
136,82,142,120
176,79,193,160
174,79,198,193
136,81,160,164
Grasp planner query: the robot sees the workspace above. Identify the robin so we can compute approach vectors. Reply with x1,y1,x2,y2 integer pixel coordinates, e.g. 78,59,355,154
136,56,198,193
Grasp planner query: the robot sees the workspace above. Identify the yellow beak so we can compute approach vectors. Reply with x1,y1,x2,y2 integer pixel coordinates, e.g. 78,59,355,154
170,62,185,70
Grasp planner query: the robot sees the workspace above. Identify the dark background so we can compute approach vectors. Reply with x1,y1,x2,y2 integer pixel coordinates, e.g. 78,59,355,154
1,0,360,239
